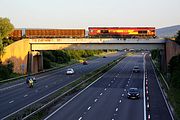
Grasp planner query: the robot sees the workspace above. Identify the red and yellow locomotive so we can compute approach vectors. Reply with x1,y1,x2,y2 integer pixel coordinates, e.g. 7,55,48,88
88,27,156,38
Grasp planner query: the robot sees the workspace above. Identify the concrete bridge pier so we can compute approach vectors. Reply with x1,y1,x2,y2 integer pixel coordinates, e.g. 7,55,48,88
27,51,43,74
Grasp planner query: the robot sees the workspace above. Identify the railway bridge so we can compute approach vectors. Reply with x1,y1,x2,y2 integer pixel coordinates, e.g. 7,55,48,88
1,38,179,74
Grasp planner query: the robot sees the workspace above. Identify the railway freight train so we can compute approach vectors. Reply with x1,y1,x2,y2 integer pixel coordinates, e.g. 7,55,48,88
9,27,156,40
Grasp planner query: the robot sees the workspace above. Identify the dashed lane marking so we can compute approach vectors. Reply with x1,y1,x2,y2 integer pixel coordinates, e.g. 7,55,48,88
87,106,91,110
78,117,82,120
9,100,14,104
24,94,28,97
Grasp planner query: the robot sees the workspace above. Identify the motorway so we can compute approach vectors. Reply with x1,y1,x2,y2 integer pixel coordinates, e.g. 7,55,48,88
44,53,174,120
145,55,173,120
0,52,124,119
45,54,145,120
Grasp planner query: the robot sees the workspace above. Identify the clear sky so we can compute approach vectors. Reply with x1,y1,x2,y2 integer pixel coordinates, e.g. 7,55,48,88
0,0,180,29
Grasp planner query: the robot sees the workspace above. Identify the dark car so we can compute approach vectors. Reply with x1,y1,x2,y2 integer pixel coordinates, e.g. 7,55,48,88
83,61,88,65
127,88,140,99
133,66,140,73
103,56,107,58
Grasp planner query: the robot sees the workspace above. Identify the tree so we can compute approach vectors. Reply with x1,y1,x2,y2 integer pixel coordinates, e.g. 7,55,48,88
168,54,180,88
0,17,14,59
175,30,180,45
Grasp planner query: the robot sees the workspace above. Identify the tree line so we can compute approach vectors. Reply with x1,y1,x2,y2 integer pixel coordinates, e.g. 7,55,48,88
43,50,105,69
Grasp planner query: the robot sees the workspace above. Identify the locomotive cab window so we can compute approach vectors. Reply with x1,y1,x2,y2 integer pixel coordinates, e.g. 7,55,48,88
101,30,109,33
138,31,147,34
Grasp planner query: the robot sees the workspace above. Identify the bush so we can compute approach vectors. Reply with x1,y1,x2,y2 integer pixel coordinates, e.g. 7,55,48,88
43,51,56,62
151,49,160,60
168,54,180,88
0,60,14,80
52,50,70,63
43,58,51,69
175,30,180,45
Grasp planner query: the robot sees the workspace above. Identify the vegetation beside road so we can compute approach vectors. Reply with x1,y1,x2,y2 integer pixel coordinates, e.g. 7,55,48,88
43,50,113,69
151,48,180,120
0,17,14,59
175,30,180,45
168,54,180,120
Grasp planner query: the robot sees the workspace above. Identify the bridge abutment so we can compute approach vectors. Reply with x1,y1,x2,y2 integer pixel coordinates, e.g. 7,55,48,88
27,51,43,74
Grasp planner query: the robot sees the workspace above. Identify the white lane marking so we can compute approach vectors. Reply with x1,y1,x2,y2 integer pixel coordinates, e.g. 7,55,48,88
111,81,114,83
114,78,116,80
126,84,128,87
104,88,107,91
87,106,91,110
44,75,104,120
147,96,149,101
128,81,130,83
143,53,147,120
94,99,98,102
151,58,175,120
9,100,14,104
122,94,124,97
124,89,126,91
119,100,121,103
112,119,115,120
116,108,118,111
0,82,24,91
45,85,48,88
78,117,82,120
108,84,111,86
37,75,49,79
100,93,103,96
24,94,28,97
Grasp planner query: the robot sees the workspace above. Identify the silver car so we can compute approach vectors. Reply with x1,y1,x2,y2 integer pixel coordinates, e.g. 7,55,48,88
66,68,74,75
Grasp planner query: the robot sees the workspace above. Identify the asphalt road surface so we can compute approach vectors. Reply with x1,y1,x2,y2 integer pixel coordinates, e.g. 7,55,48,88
0,52,124,119
45,53,174,120
145,54,173,120
45,54,145,120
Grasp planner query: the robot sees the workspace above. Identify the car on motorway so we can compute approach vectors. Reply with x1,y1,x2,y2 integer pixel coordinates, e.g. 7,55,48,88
127,88,140,99
66,68,74,75
132,66,140,73
103,56,107,58
83,61,88,65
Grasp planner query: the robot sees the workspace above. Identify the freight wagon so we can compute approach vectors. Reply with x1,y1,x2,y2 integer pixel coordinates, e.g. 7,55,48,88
9,29,23,40
9,29,85,40
88,27,156,38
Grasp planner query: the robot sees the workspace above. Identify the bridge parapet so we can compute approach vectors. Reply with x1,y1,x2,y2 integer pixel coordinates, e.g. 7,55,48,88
30,38,166,44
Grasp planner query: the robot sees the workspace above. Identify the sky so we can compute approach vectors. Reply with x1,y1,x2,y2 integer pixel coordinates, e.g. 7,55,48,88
0,0,180,29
